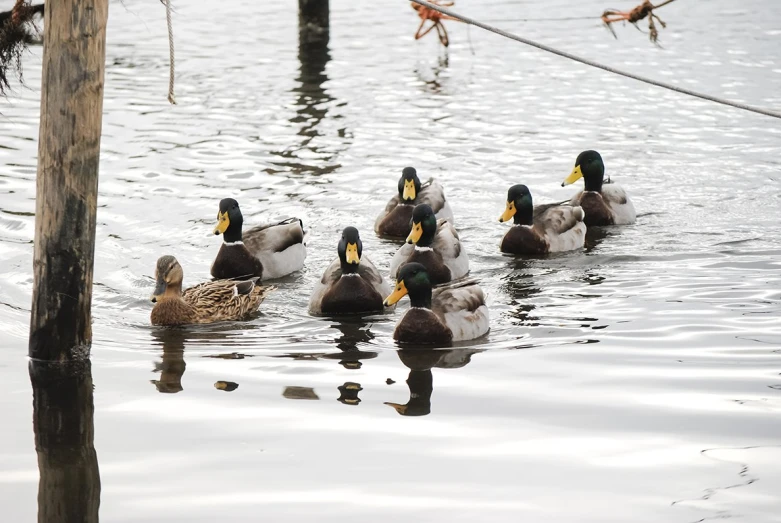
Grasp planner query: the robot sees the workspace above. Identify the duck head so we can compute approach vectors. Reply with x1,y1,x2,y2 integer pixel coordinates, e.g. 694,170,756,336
384,262,433,309
562,150,605,192
337,226,363,274
398,166,422,202
499,184,534,226
151,255,184,302
213,198,244,243
406,204,437,247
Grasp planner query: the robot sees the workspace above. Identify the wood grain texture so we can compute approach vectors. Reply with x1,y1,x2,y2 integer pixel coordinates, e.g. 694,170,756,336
29,0,108,361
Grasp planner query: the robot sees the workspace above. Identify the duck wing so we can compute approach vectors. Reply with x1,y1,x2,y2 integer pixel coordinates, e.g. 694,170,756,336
417,178,447,213
244,218,305,254
433,219,469,279
432,279,485,315
533,204,585,236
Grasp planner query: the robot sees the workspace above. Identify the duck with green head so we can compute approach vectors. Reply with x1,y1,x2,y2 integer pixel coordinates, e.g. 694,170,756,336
498,184,586,254
150,255,273,326
211,198,307,280
383,262,489,345
375,166,454,239
309,226,394,315
389,203,468,285
561,150,636,226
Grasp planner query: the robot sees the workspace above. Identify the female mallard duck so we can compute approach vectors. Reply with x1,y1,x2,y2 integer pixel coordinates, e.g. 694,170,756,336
389,203,468,285
150,255,273,326
309,226,394,315
561,150,636,226
375,167,454,238
211,198,306,280
383,263,489,344
498,184,586,254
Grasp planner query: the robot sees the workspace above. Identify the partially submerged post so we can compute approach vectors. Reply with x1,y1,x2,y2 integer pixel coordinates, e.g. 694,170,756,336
298,0,329,46
29,0,109,361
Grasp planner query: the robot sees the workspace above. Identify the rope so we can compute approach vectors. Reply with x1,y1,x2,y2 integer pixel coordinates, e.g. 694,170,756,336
163,0,175,104
410,0,781,120
653,0,677,9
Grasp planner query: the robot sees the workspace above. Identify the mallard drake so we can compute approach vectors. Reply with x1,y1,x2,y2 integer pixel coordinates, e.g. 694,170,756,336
389,203,468,285
150,255,272,326
309,226,394,315
375,167,454,238
562,150,636,226
498,184,586,254
211,198,306,280
383,263,489,344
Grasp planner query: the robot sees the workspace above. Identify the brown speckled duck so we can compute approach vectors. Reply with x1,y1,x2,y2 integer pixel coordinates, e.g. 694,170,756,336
150,255,273,326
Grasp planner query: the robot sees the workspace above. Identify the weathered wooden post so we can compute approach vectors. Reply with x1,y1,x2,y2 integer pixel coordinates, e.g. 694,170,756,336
31,360,101,523
28,0,109,361
28,1,107,519
298,0,329,45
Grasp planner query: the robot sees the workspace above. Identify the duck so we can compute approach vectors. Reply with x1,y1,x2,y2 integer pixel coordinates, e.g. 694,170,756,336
211,198,306,280
498,184,586,254
561,150,636,226
150,255,273,326
388,203,468,285
375,166,454,238
383,262,489,344
309,226,394,315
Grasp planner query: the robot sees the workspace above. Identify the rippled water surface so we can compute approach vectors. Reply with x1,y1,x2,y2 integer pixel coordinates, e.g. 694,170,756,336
2,0,781,521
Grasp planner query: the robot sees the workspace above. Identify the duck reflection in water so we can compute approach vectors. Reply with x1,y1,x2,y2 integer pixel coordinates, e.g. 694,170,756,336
337,382,363,405
321,318,379,370
272,23,345,176
385,348,481,417
150,328,187,393
30,360,100,522
501,260,542,327
584,225,615,253
149,326,249,393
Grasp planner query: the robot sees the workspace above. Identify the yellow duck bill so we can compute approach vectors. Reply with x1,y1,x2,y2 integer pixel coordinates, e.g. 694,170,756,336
213,211,230,235
383,281,408,306
402,179,416,201
562,164,583,187
406,222,423,244
345,243,360,264
499,201,516,223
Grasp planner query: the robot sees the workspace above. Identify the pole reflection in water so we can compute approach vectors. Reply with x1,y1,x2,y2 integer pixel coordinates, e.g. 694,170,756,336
272,15,346,176
30,360,100,523
385,349,481,417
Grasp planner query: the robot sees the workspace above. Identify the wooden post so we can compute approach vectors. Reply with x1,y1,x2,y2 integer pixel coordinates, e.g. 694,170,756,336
298,0,329,46
31,360,101,523
29,0,109,361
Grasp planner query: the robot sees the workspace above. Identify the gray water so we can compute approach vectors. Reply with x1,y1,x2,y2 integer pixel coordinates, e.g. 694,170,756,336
2,0,781,521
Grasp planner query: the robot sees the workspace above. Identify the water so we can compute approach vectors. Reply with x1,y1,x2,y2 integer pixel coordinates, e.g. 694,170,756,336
1,0,781,521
